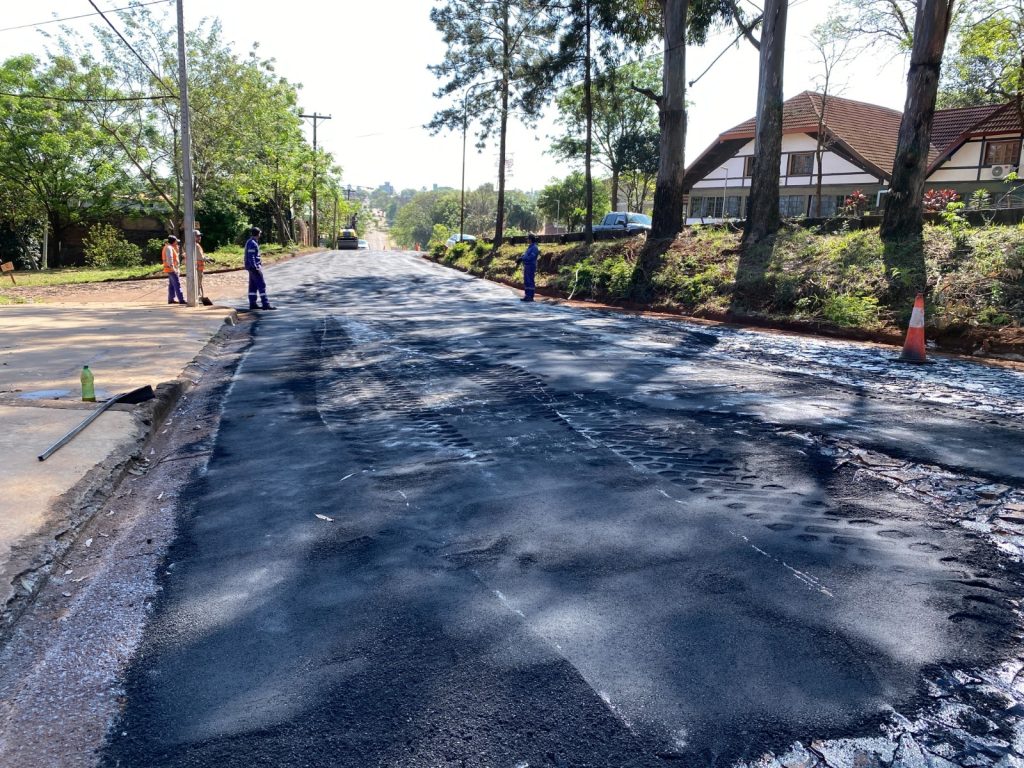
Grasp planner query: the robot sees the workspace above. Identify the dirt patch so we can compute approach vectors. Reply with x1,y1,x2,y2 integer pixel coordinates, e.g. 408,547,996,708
0,249,321,305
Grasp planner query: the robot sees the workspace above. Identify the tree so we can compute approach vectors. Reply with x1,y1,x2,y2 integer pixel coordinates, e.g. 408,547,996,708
741,0,789,249
60,5,319,243
809,21,853,218
649,0,690,240
880,0,958,248
940,1,1024,129
537,172,611,230
550,59,661,212
831,0,919,52
0,55,120,267
391,189,460,248
428,0,556,248
618,129,660,212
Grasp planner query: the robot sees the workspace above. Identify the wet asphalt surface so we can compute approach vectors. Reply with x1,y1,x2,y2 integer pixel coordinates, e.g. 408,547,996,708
102,252,1024,767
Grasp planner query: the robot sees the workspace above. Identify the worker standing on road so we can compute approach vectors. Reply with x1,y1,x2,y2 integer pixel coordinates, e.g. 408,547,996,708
193,230,207,302
244,227,276,310
517,233,540,302
162,235,186,305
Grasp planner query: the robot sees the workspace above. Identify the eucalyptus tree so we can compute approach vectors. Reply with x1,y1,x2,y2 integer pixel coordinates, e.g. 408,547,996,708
428,0,557,247
741,0,788,250
615,1,739,241
880,0,958,251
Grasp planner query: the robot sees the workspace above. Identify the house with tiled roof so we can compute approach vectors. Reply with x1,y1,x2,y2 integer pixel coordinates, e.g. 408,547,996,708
683,91,1024,224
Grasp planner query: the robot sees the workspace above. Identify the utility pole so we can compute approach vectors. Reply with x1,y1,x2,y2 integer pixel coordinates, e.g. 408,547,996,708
177,0,197,306
300,112,331,247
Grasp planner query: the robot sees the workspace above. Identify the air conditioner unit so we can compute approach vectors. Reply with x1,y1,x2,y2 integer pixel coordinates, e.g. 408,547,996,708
991,164,1017,179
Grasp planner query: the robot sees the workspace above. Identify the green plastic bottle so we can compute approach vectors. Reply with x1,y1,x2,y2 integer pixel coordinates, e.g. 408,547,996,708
81,365,96,402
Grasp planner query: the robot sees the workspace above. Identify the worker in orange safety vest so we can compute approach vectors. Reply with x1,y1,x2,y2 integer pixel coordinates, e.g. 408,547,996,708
162,235,185,305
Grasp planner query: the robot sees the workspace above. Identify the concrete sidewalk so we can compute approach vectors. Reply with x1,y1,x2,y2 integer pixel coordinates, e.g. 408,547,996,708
0,302,236,619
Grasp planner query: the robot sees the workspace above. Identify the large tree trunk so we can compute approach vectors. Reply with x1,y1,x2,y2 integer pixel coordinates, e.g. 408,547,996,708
649,0,689,241
495,88,508,248
493,2,511,249
584,0,594,246
742,0,788,247
880,0,956,245
611,169,620,212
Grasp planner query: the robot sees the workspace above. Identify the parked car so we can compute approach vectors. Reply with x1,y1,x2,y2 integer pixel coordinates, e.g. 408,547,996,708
591,212,652,235
445,233,477,248
336,229,358,250
357,239,369,250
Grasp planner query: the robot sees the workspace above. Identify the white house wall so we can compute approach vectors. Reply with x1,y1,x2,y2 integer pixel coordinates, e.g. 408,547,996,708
691,134,878,192
929,134,1023,183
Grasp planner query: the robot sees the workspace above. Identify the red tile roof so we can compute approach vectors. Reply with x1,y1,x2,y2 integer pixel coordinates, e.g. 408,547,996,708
687,91,1022,187
718,91,904,178
931,104,1003,150
688,92,1024,189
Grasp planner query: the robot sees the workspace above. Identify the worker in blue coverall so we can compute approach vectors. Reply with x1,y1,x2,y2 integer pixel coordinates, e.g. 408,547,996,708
244,227,276,310
517,233,540,302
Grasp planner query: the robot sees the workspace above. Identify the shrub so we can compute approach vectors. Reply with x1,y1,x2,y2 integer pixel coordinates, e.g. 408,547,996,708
821,293,881,327
923,188,959,212
597,256,634,300
969,189,993,210
83,223,142,268
841,190,869,216
559,258,595,299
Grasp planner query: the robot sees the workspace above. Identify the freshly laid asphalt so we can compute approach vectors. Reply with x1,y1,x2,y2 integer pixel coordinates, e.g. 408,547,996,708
102,251,1024,767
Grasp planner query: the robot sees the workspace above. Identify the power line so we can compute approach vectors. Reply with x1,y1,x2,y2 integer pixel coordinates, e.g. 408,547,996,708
0,90,169,103
86,0,178,98
0,0,171,34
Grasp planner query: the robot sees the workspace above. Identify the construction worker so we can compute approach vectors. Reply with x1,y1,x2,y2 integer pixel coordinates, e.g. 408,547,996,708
193,230,207,301
244,227,276,310
162,235,185,305
516,233,540,302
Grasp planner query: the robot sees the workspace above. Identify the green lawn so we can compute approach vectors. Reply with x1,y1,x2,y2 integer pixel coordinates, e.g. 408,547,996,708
0,244,315,290
1,265,161,287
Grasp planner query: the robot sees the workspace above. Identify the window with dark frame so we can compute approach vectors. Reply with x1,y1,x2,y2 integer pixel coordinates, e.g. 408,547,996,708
787,152,815,176
779,195,808,218
743,156,755,177
983,139,1021,167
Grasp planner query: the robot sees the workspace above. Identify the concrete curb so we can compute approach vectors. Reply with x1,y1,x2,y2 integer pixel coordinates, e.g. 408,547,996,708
0,311,242,642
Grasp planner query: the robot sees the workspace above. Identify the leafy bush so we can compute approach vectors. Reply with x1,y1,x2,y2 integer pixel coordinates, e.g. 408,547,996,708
969,189,993,210
820,293,881,327
560,258,595,299
146,237,167,262
83,223,142,268
428,223,450,251
923,188,959,212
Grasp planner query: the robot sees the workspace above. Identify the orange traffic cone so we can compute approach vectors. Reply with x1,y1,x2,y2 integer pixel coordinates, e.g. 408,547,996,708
899,293,928,363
